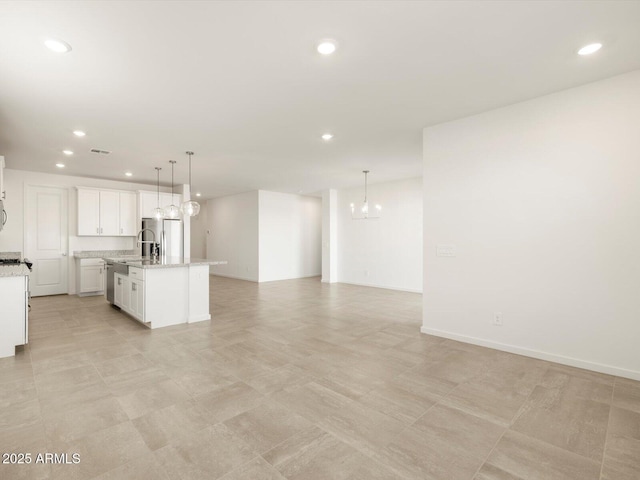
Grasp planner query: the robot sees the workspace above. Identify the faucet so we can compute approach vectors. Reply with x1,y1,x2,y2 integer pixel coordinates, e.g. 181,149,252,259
137,228,158,260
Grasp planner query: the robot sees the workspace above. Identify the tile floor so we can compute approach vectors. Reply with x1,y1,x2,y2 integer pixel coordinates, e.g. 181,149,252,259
1,276,639,480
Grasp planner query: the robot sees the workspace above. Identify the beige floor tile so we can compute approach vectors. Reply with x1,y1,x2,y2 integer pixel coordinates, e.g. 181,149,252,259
194,381,265,424
317,399,407,456
94,353,154,378
219,456,287,480
43,396,129,444
244,364,314,395
264,425,399,480
34,365,103,396
612,377,640,414
155,423,258,480
479,430,601,480
410,403,504,459
132,399,213,451
223,401,313,454
93,452,171,480
116,379,191,420
511,384,610,460
268,381,353,423
49,421,150,480
371,424,489,480
601,406,640,480
3,276,636,479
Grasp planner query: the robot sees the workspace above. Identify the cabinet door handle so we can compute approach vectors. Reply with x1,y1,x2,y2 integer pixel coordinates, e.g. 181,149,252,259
96,227,99,234
132,283,136,291
120,228,123,234
100,227,103,234
117,278,121,285
99,268,102,274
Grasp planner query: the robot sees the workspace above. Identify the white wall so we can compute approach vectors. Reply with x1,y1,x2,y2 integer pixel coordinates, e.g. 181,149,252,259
190,201,208,259
0,168,171,294
337,177,423,292
321,189,338,283
422,69,640,380
206,191,259,281
258,191,321,282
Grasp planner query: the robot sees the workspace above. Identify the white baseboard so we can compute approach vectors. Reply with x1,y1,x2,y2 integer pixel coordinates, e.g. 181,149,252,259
188,314,211,323
421,326,640,381
258,273,321,283
339,280,422,294
210,273,258,282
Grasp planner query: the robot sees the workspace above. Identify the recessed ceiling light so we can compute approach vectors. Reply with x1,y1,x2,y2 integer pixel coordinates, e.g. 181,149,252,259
196,193,201,197
125,172,133,177
56,163,65,168
317,40,337,55
73,130,86,137
44,38,72,54
62,150,73,155
322,133,334,141
578,43,602,56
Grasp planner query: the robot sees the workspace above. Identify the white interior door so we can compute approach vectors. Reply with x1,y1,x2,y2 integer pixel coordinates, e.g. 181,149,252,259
25,185,69,296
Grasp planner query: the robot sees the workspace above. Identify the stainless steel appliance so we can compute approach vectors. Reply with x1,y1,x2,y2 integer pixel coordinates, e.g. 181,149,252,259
106,261,129,305
0,199,6,232
140,218,183,258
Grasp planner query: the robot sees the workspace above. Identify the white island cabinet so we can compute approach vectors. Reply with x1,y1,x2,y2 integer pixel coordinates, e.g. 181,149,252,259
111,257,221,329
0,265,29,358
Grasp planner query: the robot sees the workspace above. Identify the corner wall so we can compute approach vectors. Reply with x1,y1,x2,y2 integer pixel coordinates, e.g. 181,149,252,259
206,191,259,281
422,70,640,380
258,191,321,282
337,177,422,292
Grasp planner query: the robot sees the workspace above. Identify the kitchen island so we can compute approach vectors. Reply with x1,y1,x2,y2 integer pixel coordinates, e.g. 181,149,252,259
106,256,225,329
0,261,29,358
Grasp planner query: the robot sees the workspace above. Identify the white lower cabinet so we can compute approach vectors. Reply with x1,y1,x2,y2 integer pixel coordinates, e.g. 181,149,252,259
114,271,145,324
77,258,105,295
130,278,145,321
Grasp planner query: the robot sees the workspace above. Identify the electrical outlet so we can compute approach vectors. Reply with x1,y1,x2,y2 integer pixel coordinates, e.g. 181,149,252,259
492,312,503,326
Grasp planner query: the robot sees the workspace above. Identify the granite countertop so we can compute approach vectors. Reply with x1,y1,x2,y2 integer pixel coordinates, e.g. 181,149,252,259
109,257,228,269
0,252,22,260
74,250,139,259
0,264,30,277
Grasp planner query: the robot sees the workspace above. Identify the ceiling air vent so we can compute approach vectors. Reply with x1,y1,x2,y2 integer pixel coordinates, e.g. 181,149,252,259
90,148,111,155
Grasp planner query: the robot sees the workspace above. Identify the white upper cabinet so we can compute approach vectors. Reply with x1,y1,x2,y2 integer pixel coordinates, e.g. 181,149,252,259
77,187,137,236
77,189,101,235
99,191,120,236
119,192,137,236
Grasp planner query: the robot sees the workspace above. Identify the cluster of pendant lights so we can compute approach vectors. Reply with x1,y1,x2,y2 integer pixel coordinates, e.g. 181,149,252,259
152,151,200,220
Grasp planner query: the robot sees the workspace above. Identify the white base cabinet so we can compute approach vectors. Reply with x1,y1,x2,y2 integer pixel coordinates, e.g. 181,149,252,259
114,265,209,329
76,258,105,296
0,274,28,358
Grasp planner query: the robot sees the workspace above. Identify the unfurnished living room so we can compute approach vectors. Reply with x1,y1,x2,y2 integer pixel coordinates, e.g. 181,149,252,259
0,1,639,479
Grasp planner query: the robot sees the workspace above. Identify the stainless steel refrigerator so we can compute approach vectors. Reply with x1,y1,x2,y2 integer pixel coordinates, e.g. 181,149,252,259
141,218,183,258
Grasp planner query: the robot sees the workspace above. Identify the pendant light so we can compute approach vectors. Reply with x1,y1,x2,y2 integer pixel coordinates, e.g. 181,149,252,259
164,160,181,219
180,150,200,217
350,170,381,220
152,167,165,220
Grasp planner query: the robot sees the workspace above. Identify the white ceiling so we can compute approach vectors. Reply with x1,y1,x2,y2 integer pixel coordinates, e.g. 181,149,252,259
1,1,639,198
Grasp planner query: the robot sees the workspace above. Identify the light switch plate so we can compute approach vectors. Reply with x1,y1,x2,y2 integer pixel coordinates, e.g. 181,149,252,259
436,244,456,257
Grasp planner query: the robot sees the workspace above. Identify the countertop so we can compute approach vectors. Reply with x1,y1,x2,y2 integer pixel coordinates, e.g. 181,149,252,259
74,250,138,259
107,257,228,269
0,264,30,277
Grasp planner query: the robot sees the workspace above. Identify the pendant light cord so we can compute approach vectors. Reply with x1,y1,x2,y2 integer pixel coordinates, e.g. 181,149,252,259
363,170,369,203
186,151,194,196
155,167,161,208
